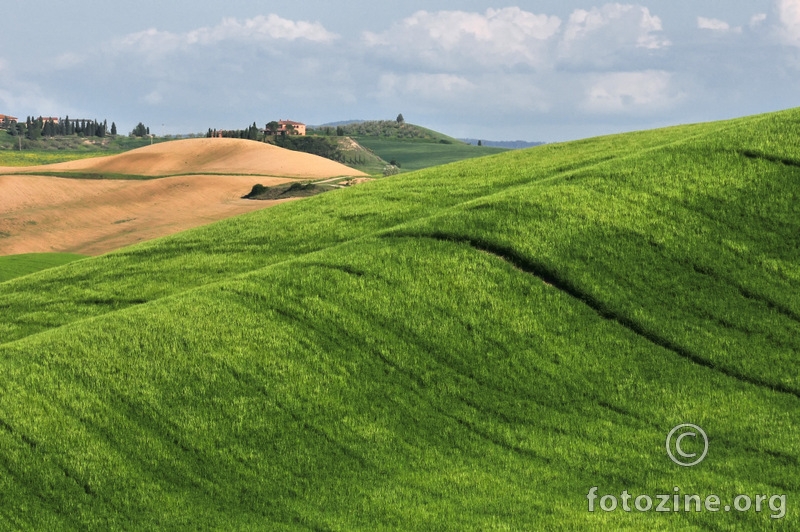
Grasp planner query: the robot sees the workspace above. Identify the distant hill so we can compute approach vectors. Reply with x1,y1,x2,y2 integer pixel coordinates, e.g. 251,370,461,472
306,120,507,172
313,120,368,127
309,120,460,143
459,138,544,149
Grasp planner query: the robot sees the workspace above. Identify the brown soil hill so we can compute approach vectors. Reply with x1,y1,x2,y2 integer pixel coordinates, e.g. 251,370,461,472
0,174,298,256
0,138,366,256
0,137,367,178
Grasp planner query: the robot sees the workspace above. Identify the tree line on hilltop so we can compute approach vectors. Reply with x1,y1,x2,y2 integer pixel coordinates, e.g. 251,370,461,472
2,116,155,141
205,121,347,163
2,116,116,140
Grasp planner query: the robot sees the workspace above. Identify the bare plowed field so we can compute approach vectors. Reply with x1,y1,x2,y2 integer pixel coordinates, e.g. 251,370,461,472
0,138,365,255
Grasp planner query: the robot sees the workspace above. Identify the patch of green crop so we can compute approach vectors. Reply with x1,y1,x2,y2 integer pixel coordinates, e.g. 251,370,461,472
355,137,507,171
0,109,798,529
0,253,87,283
0,150,104,166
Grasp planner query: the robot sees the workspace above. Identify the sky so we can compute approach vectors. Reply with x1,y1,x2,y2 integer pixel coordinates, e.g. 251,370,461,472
2,1,799,141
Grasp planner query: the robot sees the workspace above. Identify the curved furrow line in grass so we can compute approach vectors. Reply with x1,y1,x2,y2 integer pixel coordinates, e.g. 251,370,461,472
688,261,800,326
738,150,800,169
392,232,800,401
735,285,800,324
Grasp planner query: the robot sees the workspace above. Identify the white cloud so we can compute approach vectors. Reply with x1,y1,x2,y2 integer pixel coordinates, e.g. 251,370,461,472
118,14,338,56
698,17,731,31
143,90,164,105
582,70,682,114
697,17,742,34
750,13,768,27
365,4,672,73
51,53,86,70
562,4,670,49
364,8,562,70
558,4,670,69
186,15,338,44
778,0,800,45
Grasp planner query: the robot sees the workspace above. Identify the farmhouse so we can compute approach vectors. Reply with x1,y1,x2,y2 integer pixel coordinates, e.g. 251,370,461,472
0,114,18,129
277,120,306,136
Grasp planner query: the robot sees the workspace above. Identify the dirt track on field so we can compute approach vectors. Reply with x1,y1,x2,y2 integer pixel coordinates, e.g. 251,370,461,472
0,138,366,255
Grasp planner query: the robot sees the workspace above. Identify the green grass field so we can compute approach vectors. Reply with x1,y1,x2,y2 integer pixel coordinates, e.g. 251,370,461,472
0,109,798,529
355,136,508,171
0,253,87,283
0,151,107,167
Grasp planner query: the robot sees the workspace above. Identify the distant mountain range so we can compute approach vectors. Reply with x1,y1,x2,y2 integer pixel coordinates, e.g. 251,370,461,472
458,139,544,149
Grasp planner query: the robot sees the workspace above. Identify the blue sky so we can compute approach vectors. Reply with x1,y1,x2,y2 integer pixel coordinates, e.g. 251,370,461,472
2,1,798,141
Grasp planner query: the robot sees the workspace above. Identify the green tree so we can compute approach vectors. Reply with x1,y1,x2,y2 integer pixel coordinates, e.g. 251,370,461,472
266,121,280,135
131,122,148,137
26,117,42,141
396,113,404,124
111,122,117,136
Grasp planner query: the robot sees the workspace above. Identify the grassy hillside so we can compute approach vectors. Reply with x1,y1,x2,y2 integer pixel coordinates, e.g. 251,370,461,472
310,119,458,142
0,253,86,283
0,109,798,529
309,120,508,172
355,136,508,172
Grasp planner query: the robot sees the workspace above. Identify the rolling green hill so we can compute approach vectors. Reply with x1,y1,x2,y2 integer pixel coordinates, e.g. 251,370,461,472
310,120,508,172
0,109,798,529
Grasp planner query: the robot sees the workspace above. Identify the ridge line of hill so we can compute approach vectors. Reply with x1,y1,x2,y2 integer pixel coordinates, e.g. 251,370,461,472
0,120,745,349
7,171,360,181
0,152,629,347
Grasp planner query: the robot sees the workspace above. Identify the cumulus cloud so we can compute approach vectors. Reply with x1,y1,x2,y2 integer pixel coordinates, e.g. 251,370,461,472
118,14,338,56
778,0,800,45
698,17,730,31
364,4,672,73
364,7,562,70
563,4,669,49
558,4,670,69
582,70,682,114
